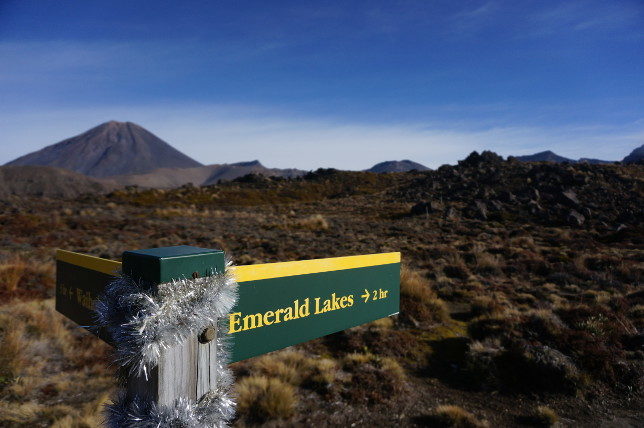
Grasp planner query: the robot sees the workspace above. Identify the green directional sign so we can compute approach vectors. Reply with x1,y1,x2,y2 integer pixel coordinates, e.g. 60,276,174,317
56,248,400,362
229,253,400,361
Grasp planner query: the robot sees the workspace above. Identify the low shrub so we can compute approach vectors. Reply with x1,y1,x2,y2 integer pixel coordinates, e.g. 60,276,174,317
496,342,582,393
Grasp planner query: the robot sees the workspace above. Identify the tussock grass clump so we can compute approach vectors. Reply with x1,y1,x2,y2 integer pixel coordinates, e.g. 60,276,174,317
342,352,407,376
251,349,338,389
629,304,644,329
529,405,559,427
464,338,504,387
292,214,329,231
369,316,394,330
466,308,587,393
429,405,489,428
236,376,297,422
0,257,27,293
472,251,504,276
0,320,26,387
341,353,407,404
400,266,450,324
0,256,54,300
470,295,509,317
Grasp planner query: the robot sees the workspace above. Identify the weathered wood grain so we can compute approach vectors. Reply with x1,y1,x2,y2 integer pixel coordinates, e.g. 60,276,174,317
158,338,198,406
197,327,217,400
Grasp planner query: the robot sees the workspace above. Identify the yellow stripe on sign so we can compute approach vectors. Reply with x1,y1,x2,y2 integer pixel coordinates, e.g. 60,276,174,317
233,252,400,283
55,249,401,282
56,249,121,276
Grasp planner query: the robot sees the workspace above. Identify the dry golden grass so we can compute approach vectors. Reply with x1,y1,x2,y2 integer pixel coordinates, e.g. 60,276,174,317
470,294,509,317
0,320,25,385
253,352,303,385
473,251,504,275
251,349,338,388
0,300,114,427
431,405,489,428
369,316,394,330
468,338,503,356
532,405,559,427
400,266,431,300
509,235,537,250
236,375,297,421
342,352,406,382
0,256,27,293
292,214,329,230
380,357,406,382
0,392,110,427
400,266,450,323
0,255,54,299
343,352,372,367
153,206,222,218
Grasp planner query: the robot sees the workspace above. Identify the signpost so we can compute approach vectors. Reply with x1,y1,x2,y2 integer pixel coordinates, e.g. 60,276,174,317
55,245,400,418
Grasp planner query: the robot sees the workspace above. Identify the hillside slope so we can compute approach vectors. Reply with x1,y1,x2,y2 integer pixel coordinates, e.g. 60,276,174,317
111,160,304,188
623,144,644,164
0,165,113,199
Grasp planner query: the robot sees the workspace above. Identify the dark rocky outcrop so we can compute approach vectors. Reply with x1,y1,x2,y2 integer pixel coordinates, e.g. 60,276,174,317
402,151,643,229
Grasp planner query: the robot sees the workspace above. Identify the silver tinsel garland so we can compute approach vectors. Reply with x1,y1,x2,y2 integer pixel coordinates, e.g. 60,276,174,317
95,261,238,427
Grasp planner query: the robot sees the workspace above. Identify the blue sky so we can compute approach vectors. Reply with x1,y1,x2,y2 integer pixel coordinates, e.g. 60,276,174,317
0,0,642,169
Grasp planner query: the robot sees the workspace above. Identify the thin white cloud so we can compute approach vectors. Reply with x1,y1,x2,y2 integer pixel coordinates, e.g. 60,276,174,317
0,104,641,169
526,0,643,37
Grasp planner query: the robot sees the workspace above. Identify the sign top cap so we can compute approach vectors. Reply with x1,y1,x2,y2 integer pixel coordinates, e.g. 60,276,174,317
123,245,223,260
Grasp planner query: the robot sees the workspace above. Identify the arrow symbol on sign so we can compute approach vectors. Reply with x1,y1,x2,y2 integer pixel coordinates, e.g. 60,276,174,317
361,289,370,303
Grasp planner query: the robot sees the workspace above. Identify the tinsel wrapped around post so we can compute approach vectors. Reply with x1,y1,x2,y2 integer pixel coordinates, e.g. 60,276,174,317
95,261,238,427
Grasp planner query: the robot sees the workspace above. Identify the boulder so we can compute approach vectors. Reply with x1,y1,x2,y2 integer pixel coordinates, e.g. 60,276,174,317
444,206,458,220
489,200,504,212
499,190,517,203
410,201,430,216
567,210,585,226
471,200,488,220
560,189,581,207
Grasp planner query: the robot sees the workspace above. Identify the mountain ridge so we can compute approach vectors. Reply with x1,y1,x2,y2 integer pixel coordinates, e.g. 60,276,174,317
622,144,644,164
111,160,305,188
367,160,429,173
514,150,613,164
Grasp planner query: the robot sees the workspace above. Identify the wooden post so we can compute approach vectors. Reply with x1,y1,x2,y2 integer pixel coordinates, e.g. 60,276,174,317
120,245,225,406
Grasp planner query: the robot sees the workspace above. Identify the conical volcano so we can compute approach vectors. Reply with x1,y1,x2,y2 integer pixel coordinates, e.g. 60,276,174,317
5,121,202,177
